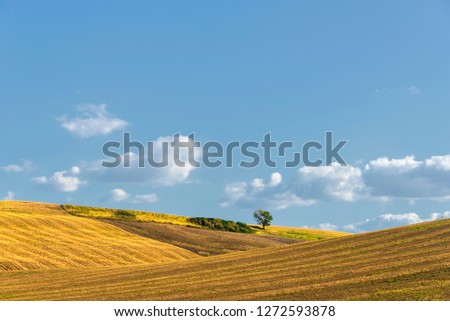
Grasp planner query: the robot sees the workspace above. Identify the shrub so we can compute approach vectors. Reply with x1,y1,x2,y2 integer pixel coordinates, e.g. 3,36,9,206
114,209,136,219
188,217,253,234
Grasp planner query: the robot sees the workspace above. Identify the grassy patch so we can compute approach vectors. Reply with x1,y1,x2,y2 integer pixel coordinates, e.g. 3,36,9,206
63,204,192,226
114,209,136,219
62,204,349,240
252,225,350,241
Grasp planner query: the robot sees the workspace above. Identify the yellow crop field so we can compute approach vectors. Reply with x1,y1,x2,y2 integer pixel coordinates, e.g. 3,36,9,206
0,201,198,271
103,220,301,256
63,204,193,226
0,203,450,300
253,225,350,240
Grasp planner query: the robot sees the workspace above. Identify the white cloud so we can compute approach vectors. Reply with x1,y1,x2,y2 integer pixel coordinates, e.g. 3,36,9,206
220,172,315,210
58,104,128,138
380,213,422,225
298,163,366,201
132,193,159,203
219,182,248,208
109,188,158,203
70,166,81,175
220,153,450,210
251,178,265,191
322,211,450,233
32,167,86,192
1,160,33,173
425,155,450,171
110,188,129,202
365,155,421,172
85,135,201,187
269,172,282,187
319,223,338,231
1,165,24,173
3,191,14,200
364,154,450,200
266,191,316,210
429,211,450,220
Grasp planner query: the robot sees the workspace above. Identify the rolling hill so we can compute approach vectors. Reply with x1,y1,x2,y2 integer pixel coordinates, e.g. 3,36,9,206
253,225,350,241
0,201,198,270
0,201,448,300
103,220,300,256
63,203,348,241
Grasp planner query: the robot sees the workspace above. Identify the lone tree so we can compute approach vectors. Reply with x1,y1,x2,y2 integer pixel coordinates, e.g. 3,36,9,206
253,209,273,230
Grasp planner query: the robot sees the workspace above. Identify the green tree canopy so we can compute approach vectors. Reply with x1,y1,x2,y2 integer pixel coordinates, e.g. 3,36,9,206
253,209,273,230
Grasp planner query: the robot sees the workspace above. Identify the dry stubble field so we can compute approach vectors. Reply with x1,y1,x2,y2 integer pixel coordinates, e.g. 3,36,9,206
0,200,448,301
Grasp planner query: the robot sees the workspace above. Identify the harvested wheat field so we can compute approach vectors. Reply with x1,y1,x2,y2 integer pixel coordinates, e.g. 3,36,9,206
0,201,198,270
103,220,300,256
0,200,448,301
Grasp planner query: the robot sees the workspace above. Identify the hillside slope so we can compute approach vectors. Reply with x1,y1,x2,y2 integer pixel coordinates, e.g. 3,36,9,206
103,220,300,256
254,225,350,241
1,218,449,300
64,204,349,240
0,201,198,270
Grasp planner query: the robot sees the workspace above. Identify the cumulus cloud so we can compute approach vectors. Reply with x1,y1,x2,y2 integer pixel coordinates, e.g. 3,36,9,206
364,155,450,200
266,191,315,210
110,188,129,202
85,135,201,186
32,166,86,192
269,172,282,187
221,165,367,210
365,155,421,172
109,188,158,203
380,213,422,225
1,160,33,173
58,104,128,138
425,155,450,171
220,172,316,210
319,211,450,233
220,182,248,208
3,191,15,200
297,163,366,202
319,223,338,231
220,164,365,210
221,154,450,210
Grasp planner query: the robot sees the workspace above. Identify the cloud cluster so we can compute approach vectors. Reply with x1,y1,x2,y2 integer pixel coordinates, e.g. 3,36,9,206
109,188,158,204
364,155,450,200
86,135,201,186
221,154,450,210
32,166,86,192
220,172,316,210
297,163,366,202
320,211,450,233
58,104,128,138
27,133,200,198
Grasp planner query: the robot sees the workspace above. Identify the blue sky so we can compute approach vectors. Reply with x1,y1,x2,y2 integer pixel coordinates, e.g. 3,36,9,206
1,1,450,232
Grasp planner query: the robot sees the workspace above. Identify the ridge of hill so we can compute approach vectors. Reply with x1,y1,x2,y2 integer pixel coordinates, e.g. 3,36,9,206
63,203,350,240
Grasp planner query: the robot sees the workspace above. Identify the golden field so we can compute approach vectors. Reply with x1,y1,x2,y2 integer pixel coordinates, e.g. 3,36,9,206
0,201,197,270
0,200,448,301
